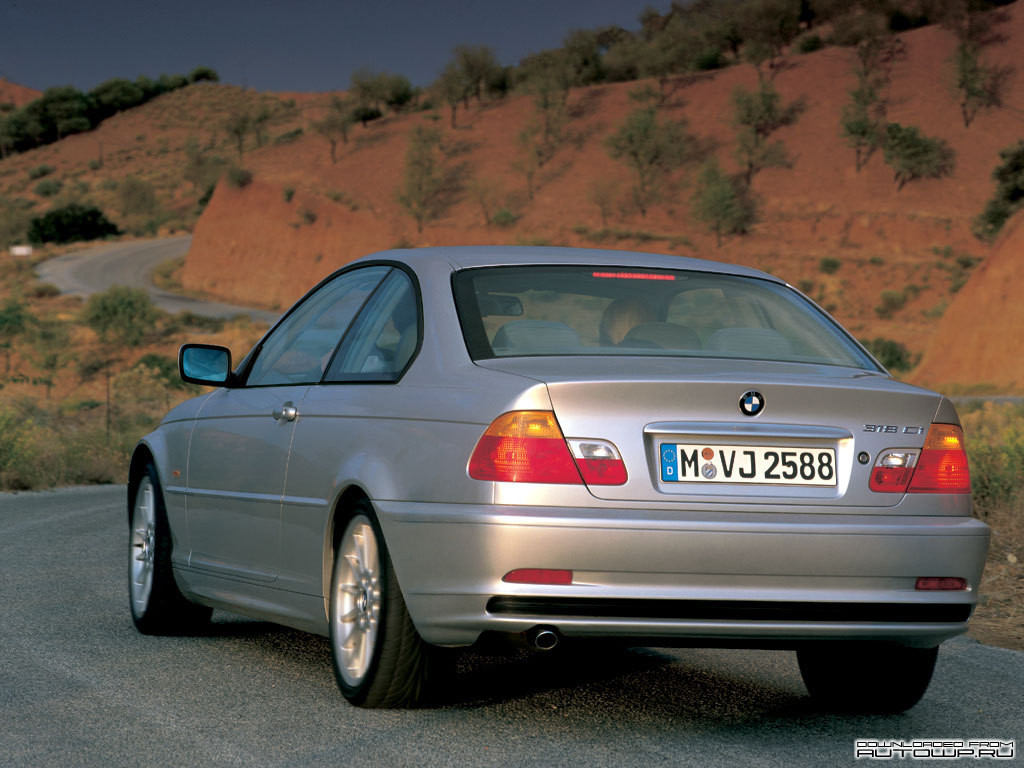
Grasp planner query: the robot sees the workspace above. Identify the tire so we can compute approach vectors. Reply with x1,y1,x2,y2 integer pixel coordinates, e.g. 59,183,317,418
329,501,443,707
797,643,939,714
129,462,212,634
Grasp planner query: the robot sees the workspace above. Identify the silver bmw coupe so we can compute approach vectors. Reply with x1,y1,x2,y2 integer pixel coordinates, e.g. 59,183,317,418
128,247,989,711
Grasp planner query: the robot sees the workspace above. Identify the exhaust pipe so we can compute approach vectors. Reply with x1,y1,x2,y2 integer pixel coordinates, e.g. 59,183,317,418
528,626,560,651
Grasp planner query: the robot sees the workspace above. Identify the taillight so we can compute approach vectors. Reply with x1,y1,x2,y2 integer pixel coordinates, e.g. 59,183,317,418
908,424,971,494
869,423,970,494
566,439,627,485
468,411,582,484
869,451,917,493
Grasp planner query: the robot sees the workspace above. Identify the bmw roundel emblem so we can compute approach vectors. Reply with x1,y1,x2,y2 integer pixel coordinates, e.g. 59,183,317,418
740,390,765,417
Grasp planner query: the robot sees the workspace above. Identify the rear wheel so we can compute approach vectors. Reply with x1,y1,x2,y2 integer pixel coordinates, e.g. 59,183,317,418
797,643,938,713
329,501,441,707
129,463,212,634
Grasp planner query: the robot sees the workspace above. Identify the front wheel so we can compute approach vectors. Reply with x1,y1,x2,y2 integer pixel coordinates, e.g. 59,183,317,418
329,502,442,707
129,463,212,634
797,643,939,714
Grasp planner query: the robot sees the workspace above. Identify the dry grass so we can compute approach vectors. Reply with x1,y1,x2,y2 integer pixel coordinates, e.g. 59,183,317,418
970,499,1024,651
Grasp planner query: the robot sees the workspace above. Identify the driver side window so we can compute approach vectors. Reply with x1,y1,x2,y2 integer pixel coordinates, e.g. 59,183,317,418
245,266,391,387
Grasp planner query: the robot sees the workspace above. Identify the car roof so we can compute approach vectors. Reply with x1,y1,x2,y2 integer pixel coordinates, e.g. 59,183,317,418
355,246,783,284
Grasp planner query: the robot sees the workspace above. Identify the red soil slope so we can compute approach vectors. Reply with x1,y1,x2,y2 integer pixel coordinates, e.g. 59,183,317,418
912,211,1024,392
0,77,41,107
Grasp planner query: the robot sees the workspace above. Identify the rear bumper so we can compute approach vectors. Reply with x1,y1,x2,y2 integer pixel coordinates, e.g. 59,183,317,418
373,501,990,647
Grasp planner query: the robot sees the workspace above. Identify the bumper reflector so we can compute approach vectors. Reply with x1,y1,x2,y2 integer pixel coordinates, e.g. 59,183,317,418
502,568,573,585
915,577,968,591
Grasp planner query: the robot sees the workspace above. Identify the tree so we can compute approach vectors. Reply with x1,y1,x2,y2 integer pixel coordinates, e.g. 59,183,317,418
182,137,226,191
691,158,754,246
468,176,503,227
83,285,159,348
731,81,800,184
223,109,252,158
29,317,70,400
587,177,620,227
511,126,543,201
606,107,695,217
839,34,903,171
0,298,30,373
883,123,956,190
397,126,446,233
437,61,470,128
740,0,802,78
453,45,500,103
951,43,1009,128
311,97,352,163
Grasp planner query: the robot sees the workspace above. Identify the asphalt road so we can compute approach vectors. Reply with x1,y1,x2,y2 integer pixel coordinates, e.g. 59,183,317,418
1,486,1021,768
35,237,280,324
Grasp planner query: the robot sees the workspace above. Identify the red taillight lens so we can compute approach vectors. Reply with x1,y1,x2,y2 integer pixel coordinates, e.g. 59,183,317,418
915,577,968,591
503,568,573,585
869,451,917,493
908,424,971,494
468,411,583,484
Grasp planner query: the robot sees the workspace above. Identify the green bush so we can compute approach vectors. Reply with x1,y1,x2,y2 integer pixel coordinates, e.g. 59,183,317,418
973,140,1024,241
119,175,158,216
300,208,317,225
798,34,824,54
28,164,54,180
860,337,915,371
274,128,304,145
34,178,63,197
883,123,956,190
28,203,119,244
83,285,158,347
819,257,841,274
225,166,253,188
492,208,520,228
283,187,295,203
875,289,907,318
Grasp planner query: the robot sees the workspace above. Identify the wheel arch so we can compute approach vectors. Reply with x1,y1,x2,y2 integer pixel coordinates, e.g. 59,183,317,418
321,483,374,610
127,442,157,525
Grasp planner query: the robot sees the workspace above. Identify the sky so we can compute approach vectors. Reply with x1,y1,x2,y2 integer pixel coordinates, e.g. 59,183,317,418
0,0,662,94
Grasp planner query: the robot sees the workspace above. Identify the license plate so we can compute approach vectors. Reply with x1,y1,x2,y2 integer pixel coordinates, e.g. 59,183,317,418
660,443,837,486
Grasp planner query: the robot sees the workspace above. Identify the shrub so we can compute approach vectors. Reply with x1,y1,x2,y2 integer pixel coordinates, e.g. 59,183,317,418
283,187,295,203
300,208,317,225
225,166,252,188
798,34,824,54
860,337,915,371
28,164,54,180
492,208,520,228
34,178,63,197
188,66,220,83
883,123,956,190
874,289,907,318
973,140,1024,241
274,128,304,145
819,257,841,274
119,175,158,216
28,203,119,244
83,285,158,347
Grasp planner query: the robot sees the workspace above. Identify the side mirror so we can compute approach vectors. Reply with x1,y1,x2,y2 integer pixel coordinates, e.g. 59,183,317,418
179,344,234,386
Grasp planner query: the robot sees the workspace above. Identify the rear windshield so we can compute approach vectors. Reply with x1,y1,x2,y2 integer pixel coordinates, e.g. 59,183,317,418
452,266,879,370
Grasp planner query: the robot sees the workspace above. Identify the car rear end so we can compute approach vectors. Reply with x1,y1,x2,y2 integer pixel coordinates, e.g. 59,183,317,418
379,254,989,655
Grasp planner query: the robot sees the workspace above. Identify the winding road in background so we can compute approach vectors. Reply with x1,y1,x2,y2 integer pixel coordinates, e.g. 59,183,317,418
35,235,280,324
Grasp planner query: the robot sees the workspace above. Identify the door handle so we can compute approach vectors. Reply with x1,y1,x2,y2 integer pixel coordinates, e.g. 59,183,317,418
272,403,299,421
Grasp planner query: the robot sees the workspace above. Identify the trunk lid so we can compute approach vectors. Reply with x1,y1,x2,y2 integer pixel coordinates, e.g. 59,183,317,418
475,356,942,507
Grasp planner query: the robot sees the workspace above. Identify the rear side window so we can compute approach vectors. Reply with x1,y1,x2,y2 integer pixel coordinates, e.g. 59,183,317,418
452,265,878,370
